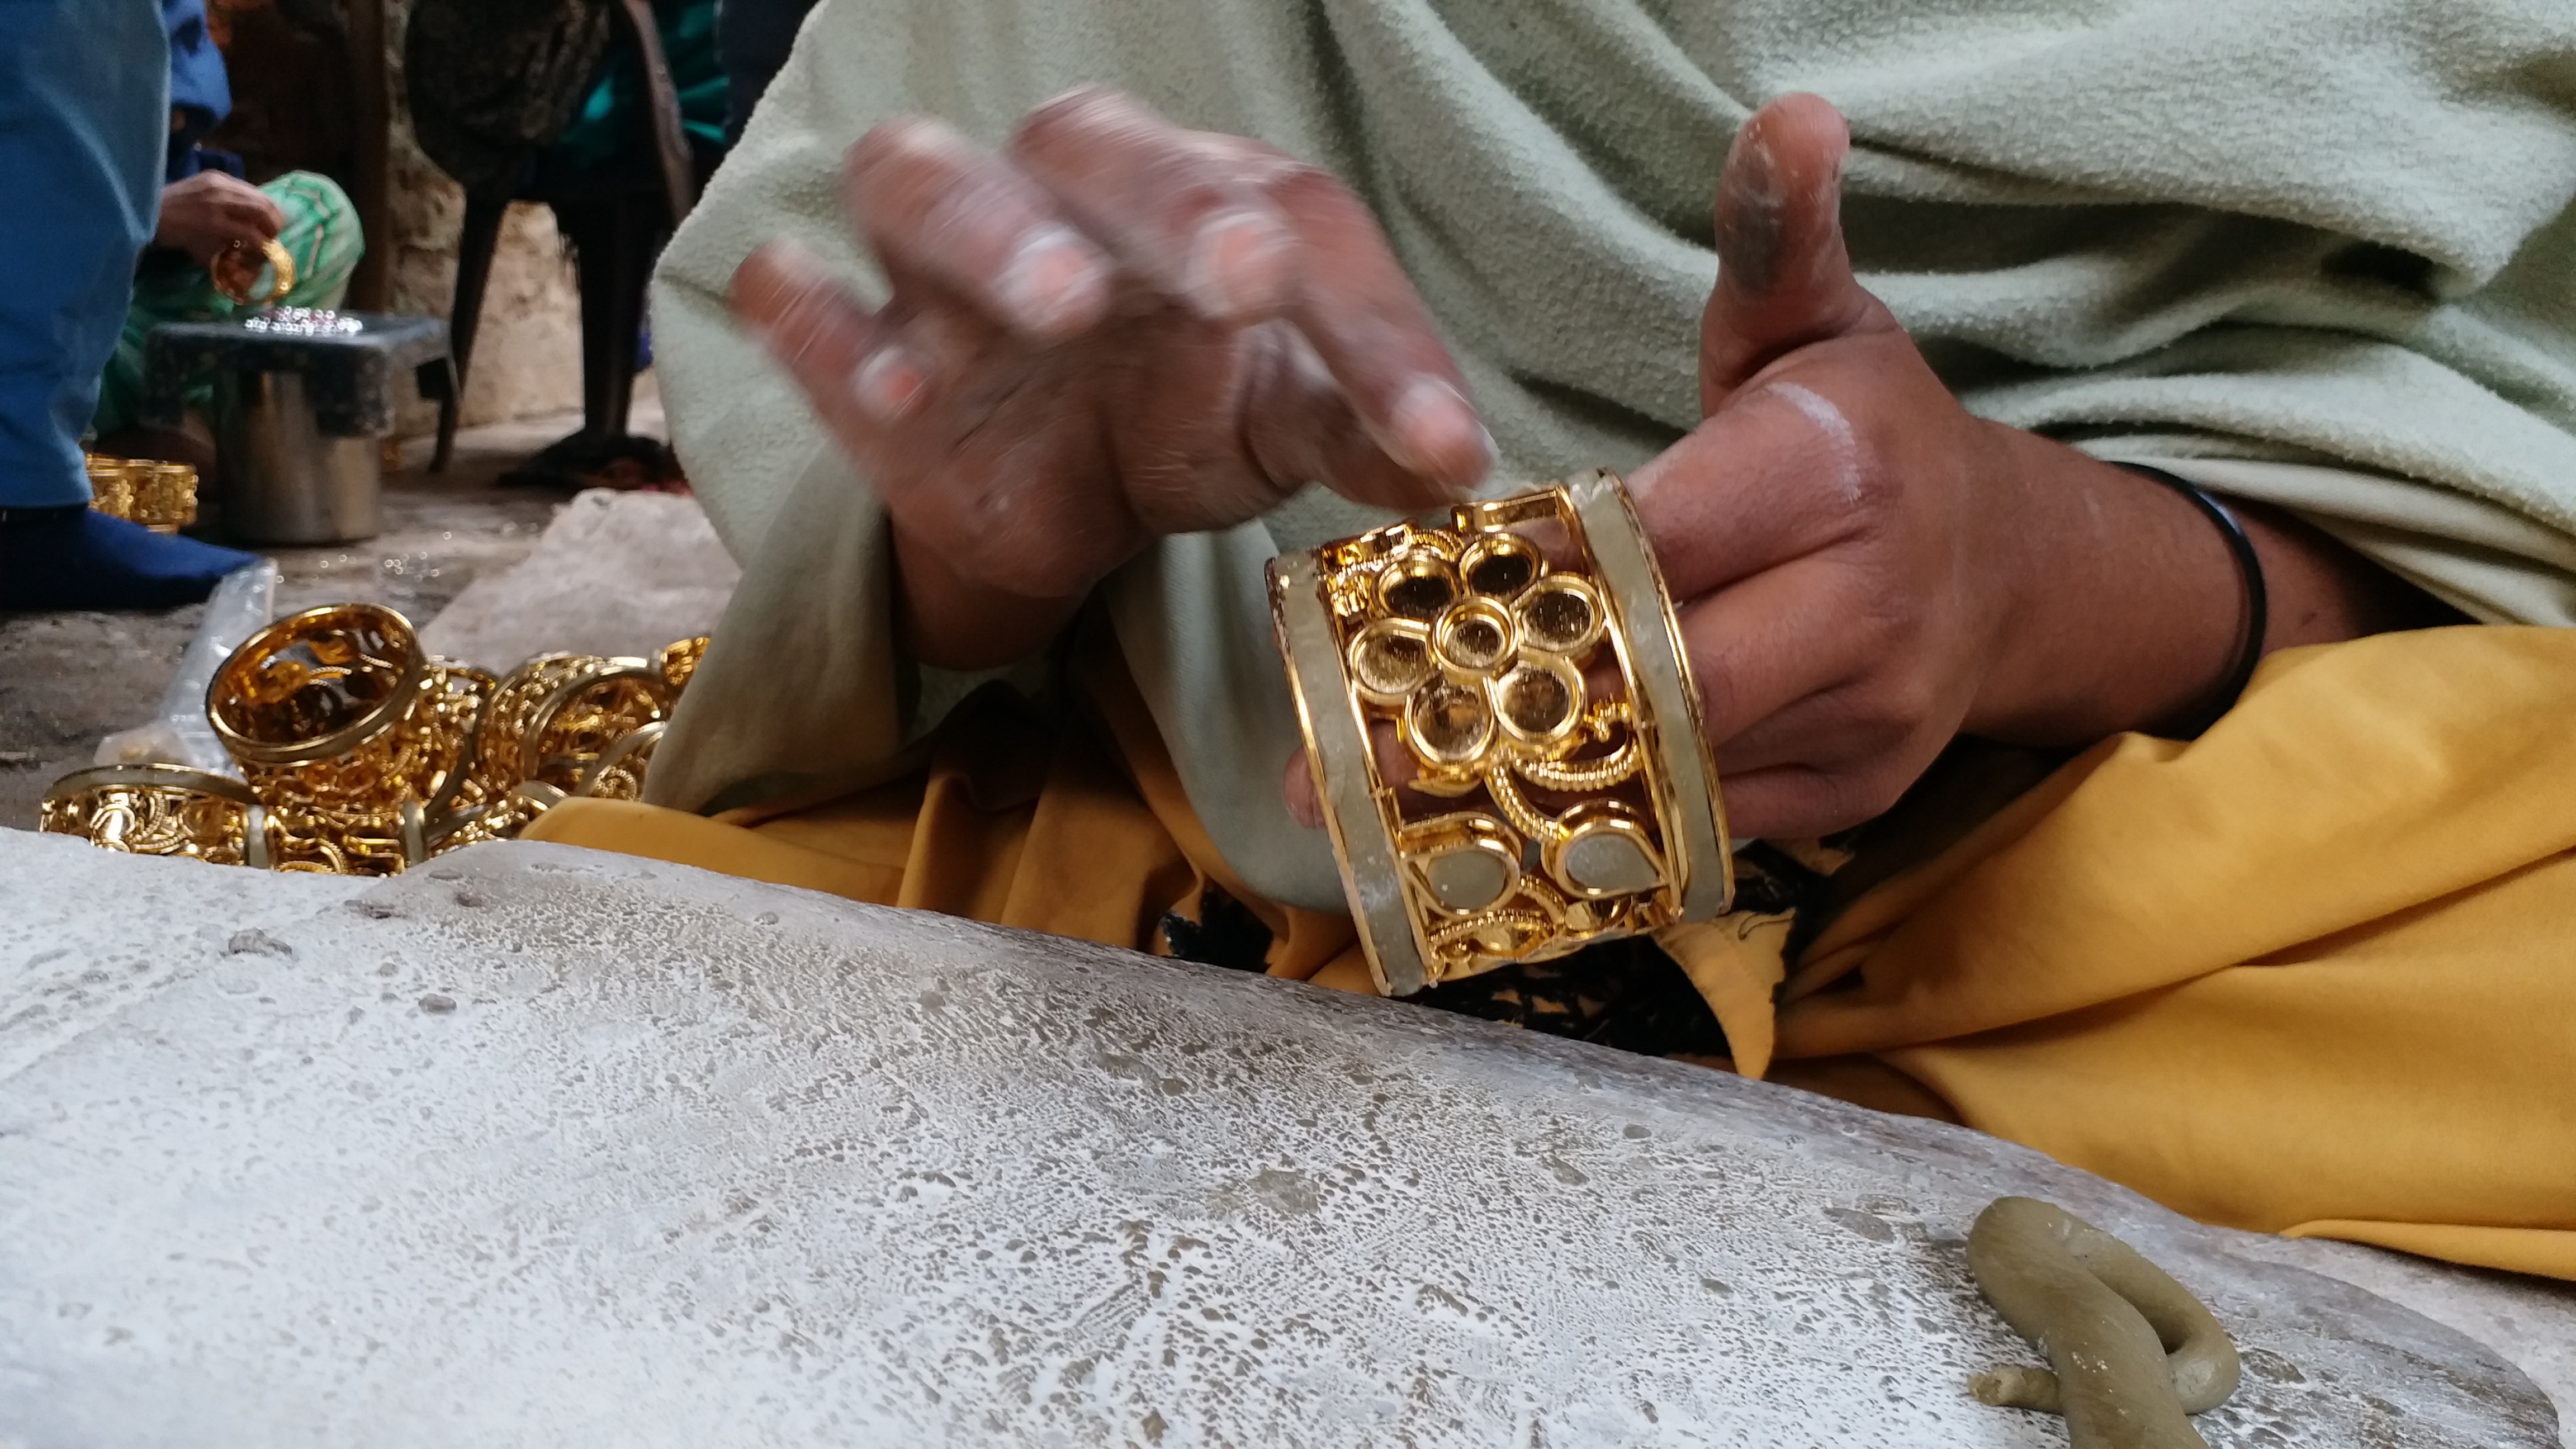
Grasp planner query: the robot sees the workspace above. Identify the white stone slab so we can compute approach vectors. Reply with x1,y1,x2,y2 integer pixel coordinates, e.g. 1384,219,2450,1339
0,831,2561,1447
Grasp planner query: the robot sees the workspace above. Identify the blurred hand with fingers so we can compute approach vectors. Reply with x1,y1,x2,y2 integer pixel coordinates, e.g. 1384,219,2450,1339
728,87,1494,671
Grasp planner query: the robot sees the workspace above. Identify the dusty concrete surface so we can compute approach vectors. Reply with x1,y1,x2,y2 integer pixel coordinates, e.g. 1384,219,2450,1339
0,387,678,829
0,831,2564,1447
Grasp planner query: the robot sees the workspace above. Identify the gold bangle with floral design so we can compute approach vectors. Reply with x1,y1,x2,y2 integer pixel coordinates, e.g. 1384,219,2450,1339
1267,469,1731,997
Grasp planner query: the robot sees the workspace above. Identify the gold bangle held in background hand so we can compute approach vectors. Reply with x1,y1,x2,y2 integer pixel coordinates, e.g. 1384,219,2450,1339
215,236,297,307
1267,469,1731,997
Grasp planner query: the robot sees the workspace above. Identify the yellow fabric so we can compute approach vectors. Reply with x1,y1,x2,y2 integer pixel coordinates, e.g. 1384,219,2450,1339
1654,915,1793,1081
529,621,1363,981
530,688,1192,948
534,623,2576,1281
1777,625,2576,1281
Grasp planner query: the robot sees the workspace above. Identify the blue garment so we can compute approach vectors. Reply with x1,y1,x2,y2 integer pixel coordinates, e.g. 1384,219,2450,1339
0,0,168,508
0,508,257,610
162,0,233,179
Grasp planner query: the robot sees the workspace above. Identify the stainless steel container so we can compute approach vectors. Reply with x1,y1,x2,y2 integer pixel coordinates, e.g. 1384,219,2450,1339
212,370,384,544
145,312,447,548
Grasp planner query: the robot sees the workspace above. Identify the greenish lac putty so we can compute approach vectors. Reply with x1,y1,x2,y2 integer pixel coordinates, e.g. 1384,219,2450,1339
1967,1197,2242,1448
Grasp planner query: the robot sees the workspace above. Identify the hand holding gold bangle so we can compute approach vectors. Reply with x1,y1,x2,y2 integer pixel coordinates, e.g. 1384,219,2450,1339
1268,470,1732,996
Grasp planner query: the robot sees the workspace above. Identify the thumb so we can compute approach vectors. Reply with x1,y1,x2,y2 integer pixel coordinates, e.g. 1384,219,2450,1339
1701,94,1889,413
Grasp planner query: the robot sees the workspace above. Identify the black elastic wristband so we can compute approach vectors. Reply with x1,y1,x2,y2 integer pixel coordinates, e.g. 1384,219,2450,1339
2115,463,2269,739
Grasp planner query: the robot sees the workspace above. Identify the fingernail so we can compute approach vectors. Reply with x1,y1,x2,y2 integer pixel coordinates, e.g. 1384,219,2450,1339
997,224,1110,337
853,345,927,421
1386,377,1494,489
1182,208,1294,320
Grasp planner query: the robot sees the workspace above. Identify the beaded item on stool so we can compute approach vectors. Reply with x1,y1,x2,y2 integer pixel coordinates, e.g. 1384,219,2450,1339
1269,470,1733,997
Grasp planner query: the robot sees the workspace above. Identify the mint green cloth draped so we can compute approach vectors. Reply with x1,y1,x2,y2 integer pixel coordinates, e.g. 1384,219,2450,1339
645,0,2576,912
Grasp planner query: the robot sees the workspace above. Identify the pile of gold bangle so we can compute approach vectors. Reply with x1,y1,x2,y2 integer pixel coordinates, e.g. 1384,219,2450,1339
84,453,199,533
40,602,707,875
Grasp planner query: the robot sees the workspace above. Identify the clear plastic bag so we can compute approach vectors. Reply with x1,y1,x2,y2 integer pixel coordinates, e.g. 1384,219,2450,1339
93,560,280,776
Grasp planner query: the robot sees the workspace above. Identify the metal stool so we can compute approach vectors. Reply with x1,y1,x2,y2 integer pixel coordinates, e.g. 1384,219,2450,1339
143,312,451,545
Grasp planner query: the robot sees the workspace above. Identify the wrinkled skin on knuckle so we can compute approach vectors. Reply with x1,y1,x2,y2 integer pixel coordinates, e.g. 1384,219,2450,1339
1254,160,1352,217
1815,674,1961,830
1841,457,1912,536
1838,575,1970,745
1840,560,1927,656
1011,86,1133,155
1128,437,1286,529
1123,335,1282,531
887,398,1131,600
1835,757,1925,830
891,286,1289,594
1094,316,1303,533
943,475,1133,602
1120,446,1280,537
1850,667,1945,754
1759,752,1917,839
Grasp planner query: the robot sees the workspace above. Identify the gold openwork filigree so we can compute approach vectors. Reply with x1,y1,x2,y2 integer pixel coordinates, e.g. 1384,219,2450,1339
40,765,269,868
1270,471,1731,996
83,454,198,532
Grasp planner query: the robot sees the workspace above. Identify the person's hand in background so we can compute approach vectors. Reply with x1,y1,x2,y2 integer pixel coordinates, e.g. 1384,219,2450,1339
155,171,284,286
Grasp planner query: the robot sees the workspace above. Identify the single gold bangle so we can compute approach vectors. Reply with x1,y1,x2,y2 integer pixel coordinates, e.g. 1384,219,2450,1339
40,764,274,869
255,237,296,305
1267,469,1731,996
216,236,296,306
205,604,455,874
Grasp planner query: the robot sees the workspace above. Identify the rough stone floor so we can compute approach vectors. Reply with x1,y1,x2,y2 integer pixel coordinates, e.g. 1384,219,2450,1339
0,387,662,831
